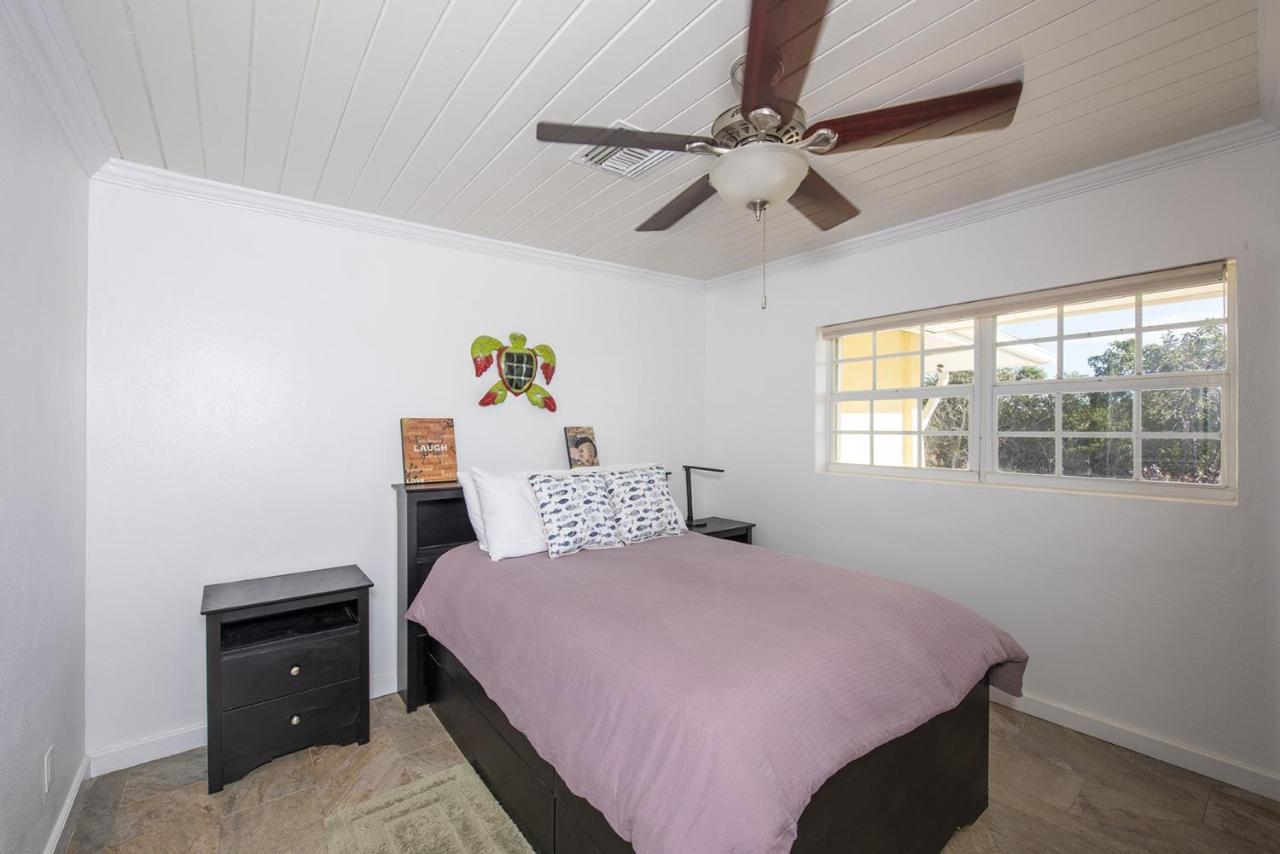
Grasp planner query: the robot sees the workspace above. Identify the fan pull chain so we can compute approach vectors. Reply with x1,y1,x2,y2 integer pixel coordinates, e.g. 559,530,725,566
760,203,768,310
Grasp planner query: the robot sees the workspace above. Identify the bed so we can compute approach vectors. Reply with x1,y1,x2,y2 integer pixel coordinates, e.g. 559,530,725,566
394,482,1026,854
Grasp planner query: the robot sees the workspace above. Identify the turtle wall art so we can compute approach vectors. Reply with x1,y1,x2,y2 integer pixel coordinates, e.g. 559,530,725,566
471,332,557,412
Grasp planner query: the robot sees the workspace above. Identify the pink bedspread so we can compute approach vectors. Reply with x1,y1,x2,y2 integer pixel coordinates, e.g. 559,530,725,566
407,534,1026,854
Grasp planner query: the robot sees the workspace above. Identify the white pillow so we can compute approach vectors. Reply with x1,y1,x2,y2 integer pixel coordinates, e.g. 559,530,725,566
470,468,547,561
456,470,488,552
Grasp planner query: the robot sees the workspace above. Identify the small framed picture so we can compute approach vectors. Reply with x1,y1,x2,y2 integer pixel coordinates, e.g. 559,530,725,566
564,426,599,468
400,418,458,483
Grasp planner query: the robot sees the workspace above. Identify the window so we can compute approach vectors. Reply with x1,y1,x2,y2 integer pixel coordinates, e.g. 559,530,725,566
822,261,1235,499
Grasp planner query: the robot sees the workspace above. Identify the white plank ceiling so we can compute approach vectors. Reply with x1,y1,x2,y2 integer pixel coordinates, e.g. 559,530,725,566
63,0,1261,280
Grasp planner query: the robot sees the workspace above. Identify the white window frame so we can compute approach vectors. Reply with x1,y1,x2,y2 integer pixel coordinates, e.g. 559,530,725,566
821,260,1237,502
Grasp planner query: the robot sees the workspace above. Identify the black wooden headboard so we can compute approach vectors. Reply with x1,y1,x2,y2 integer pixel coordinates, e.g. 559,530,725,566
393,482,475,713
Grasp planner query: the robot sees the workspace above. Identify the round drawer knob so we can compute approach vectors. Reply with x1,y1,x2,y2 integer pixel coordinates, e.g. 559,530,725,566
290,715,301,726
289,665,301,677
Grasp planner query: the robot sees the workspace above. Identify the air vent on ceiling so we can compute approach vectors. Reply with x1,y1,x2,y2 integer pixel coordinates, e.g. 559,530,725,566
571,123,675,179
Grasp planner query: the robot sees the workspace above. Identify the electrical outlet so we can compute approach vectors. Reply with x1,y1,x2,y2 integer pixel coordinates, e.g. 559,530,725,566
43,746,54,795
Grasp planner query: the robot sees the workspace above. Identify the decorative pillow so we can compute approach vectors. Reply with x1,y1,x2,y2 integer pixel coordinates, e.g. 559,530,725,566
456,470,488,552
471,468,547,561
527,473,624,558
604,465,685,544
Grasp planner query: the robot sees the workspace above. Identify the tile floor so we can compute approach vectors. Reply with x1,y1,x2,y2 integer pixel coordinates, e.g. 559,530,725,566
59,698,1278,853
61,696,463,853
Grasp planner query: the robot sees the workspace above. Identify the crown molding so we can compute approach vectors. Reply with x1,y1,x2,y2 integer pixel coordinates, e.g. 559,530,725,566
93,159,705,291
0,0,116,175
704,119,1280,290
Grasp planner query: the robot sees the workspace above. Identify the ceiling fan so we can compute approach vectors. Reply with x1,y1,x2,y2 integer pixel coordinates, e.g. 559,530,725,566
534,0,1023,234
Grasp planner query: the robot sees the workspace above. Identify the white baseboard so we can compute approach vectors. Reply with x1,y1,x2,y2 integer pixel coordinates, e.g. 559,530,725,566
89,721,208,777
43,754,89,854
370,672,398,700
993,689,1280,801
84,674,1279,802
88,673,401,777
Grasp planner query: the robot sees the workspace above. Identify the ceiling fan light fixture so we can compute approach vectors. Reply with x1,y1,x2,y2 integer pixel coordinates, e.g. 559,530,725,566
708,143,809,209
534,1,1024,239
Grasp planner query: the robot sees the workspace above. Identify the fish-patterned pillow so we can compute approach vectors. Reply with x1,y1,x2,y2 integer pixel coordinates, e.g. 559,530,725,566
604,465,685,544
527,472,625,558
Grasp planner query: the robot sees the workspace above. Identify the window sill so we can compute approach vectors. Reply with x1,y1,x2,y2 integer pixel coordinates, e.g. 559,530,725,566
822,465,1237,505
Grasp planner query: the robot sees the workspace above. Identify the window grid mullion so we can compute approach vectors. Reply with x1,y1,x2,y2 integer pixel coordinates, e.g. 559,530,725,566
1135,293,1144,376
994,323,1214,351
1139,316,1226,335
828,339,839,467
1133,294,1144,482
869,332,877,467
918,330,924,391
872,326,878,393
994,371,1227,394
1056,305,1064,381
830,388,975,403
978,316,994,481
1028,319,1229,343
985,432,1223,440
1133,357,1143,481
923,343,976,356
1010,430,1169,439
1054,393,1063,476
1061,326,1136,341
829,338,837,397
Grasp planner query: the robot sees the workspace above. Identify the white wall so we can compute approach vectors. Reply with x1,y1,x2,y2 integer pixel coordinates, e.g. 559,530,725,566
84,182,706,771
0,13,90,854
702,138,1280,796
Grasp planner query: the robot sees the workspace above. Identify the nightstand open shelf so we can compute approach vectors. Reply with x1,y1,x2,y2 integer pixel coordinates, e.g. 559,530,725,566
691,516,755,544
220,600,358,650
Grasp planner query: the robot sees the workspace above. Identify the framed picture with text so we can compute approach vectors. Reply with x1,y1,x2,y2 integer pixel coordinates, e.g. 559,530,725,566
400,418,457,483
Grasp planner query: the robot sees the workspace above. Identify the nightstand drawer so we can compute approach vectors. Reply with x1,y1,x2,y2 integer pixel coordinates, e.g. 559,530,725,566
222,679,361,761
220,629,359,710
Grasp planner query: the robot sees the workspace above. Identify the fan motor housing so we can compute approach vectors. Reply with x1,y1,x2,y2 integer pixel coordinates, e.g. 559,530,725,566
712,104,808,148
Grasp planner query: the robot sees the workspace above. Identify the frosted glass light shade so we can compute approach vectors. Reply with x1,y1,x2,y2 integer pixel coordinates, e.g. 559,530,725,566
709,143,810,208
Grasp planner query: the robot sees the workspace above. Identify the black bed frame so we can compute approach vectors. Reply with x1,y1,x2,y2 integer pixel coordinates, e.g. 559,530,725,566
395,483,989,854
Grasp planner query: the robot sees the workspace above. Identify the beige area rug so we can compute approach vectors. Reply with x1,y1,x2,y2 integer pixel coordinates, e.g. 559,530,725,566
325,763,535,854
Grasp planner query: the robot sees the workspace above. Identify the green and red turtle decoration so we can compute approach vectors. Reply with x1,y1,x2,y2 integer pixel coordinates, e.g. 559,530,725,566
471,332,557,412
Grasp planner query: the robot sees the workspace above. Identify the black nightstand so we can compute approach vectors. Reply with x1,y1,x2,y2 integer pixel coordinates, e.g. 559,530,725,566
201,565,373,793
691,517,755,544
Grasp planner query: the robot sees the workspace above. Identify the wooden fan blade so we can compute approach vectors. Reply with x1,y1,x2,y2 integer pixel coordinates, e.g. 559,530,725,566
789,168,859,231
636,174,716,231
536,122,714,152
807,81,1023,155
740,0,831,126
